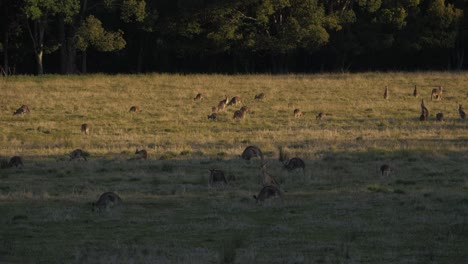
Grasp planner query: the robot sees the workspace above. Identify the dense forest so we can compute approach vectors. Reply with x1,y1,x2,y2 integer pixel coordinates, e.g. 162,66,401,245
0,0,467,75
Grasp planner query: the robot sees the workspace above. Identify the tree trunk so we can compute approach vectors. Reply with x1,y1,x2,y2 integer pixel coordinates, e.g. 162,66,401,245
2,30,8,76
36,50,43,75
81,50,87,74
58,15,67,73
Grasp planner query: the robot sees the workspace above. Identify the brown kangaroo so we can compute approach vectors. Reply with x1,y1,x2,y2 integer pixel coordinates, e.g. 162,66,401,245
420,99,429,121
459,104,466,119
380,164,392,177
316,112,323,120
431,86,443,101
253,186,282,203
209,169,228,186
259,163,280,188
13,105,30,115
208,113,218,120
81,123,90,134
413,85,418,97
194,93,204,100
227,96,242,106
283,157,306,176
435,113,444,122
8,156,23,168
240,146,264,161
135,149,148,160
69,149,87,161
217,95,229,112
383,86,389,100
129,106,142,113
293,109,304,118
92,192,123,212
254,93,266,100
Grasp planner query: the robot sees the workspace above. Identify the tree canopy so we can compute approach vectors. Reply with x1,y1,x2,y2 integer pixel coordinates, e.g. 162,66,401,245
0,0,466,74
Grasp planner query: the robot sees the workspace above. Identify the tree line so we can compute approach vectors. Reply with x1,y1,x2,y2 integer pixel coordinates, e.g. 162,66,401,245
0,0,467,75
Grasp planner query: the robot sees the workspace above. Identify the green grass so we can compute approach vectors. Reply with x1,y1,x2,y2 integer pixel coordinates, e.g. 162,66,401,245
0,72,467,263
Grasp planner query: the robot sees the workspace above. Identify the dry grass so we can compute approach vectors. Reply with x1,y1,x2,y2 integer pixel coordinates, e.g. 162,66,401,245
0,72,467,263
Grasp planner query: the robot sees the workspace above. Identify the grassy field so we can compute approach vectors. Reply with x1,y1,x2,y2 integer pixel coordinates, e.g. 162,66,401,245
0,72,467,263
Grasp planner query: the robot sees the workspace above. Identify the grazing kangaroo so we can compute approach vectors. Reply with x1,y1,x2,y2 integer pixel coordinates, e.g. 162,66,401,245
431,86,443,101
413,85,418,97
135,149,148,160
294,109,304,118
208,113,218,120
240,146,264,161
209,169,228,186
259,163,280,188
194,93,204,100
253,186,282,203
380,164,392,177
81,123,90,134
459,104,466,119
92,192,123,212
8,156,23,168
436,113,444,122
69,149,87,161
217,95,229,112
283,157,306,176
255,93,266,100
420,99,429,121
13,105,30,115
129,106,142,113
233,107,248,120
316,112,323,120
227,96,242,106
383,86,389,100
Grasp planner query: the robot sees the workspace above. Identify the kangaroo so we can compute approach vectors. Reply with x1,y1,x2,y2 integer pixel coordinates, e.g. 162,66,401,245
294,109,304,118
420,99,429,121
81,123,90,135
8,156,23,168
413,85,418,97
316,112,323,120
129,106,142,113
211,106,217,113
13,105,30,115
69,149,87,161
92,192,122,212
240,146,264,161
233,107,248,120
459,104,466,119
253,186,282,203
135,149,148,160
436,113,444,122
431,86,443,101
259,163,280,188
194,93,204,100
283,157,306,176
217,95,229,112
240,106,249,112
208,113,218,120
227,96,242,106
209,169,228,186
380,164,392,177
255,93,266,100
383,86,389,100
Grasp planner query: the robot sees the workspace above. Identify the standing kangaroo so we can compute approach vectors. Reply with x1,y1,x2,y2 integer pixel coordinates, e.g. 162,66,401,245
240,146,264,161
459,104,466,119
253,186,282,203
227,96,242,106
380,164,392,177
209,169,228,186
420,99,429,121
413,85,418,97
259,163,280,188
383,86,389,100
92,192,123,212
431,86,443,101
217,95,229,112
69,149,87,161
81,123,90,135
13,105,30,115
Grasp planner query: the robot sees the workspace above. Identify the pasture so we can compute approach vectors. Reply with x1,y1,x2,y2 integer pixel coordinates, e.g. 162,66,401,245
0,72,467,263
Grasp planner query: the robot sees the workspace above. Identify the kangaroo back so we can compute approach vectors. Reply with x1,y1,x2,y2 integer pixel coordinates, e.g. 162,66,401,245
241,146,264,160
8,156,23,168
253,186,282,203
93,192,122,211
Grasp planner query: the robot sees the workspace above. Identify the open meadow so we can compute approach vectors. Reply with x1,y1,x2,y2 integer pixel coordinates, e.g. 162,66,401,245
0,72,467,263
